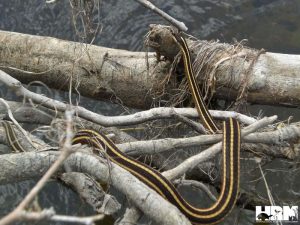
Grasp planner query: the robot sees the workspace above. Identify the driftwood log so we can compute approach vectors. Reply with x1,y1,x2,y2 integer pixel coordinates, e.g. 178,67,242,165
1,26,300,109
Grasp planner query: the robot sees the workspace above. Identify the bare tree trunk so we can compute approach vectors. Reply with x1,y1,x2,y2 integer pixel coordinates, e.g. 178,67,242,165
1,28,300,109
0,30,173,109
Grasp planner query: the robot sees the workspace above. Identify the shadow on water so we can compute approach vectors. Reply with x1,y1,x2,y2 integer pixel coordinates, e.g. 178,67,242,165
0,0,299,224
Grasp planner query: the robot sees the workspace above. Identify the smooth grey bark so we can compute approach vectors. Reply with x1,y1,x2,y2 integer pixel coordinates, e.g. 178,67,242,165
0,151,191,225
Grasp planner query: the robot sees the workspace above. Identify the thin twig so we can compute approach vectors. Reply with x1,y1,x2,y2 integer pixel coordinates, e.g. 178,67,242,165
163,116,278,180
18,209,105,225
0,151,192,225
0,69,256,127
0,98,36,149
173,179,217,202
133,0,187,31
258,163,282,225
172,113,206,134
0,110,75,225
2,207,104,225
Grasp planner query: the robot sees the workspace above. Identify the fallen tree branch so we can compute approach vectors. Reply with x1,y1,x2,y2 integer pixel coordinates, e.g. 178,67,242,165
118,122,300,159
9,209,105,225
0,110,75,225
2,111,298,161
162,116,278,180
0,151,191,225
116,206,142,225
0,70,256,127
1,29,300,108
60,172,121,215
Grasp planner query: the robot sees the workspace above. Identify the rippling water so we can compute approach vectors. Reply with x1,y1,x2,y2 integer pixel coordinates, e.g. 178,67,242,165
0,0,300,225
2,0,300,52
